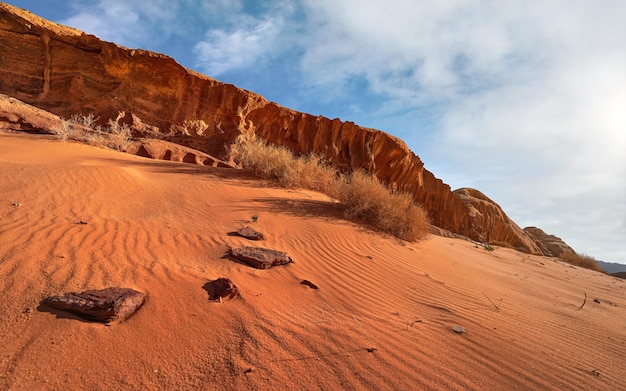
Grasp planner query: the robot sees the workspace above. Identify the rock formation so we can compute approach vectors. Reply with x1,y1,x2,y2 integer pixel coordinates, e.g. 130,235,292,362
523,227,575,258
453,188,542,253
0,4,554,254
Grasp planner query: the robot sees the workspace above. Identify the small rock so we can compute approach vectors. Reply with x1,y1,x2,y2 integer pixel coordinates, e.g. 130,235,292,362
230,246,293,269
11,203,21,207
203,278,239,302
77,221,88,225
43,287,146,324
591,369,601,377
366,347,377,353
451,325,466,334
23,307,31,314
300,280,319,289
593,298,601,304
235,227,264,240
244,367,254,374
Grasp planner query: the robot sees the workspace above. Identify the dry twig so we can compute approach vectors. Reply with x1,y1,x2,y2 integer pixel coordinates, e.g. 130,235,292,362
577,292,587,311
482,292,500,312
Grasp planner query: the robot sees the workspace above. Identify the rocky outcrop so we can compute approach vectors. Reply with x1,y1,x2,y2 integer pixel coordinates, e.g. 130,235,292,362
0,93,61,134
453,188,542,254
523,227,575,258
0,93,229,166
42,287,146,324
0,4,546,253
126,139,231,167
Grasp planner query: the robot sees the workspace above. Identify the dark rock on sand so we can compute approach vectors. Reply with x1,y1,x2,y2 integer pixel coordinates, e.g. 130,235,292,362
230,246,293,269
43,287,146,324
203,278,240,302
234,226,264,240
300,280,319,289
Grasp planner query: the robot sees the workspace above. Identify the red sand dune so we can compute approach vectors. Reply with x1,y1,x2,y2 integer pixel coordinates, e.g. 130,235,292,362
1,130,625,390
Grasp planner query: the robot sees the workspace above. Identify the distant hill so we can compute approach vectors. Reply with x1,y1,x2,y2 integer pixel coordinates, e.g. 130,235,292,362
596,260,626,274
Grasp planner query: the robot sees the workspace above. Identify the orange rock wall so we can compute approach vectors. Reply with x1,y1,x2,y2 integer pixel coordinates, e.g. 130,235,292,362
0,4,541,253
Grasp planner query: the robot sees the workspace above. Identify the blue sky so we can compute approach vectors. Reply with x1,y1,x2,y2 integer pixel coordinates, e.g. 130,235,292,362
8,1,626,264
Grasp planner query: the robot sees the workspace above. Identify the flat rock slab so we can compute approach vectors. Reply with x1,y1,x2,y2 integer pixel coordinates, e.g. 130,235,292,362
235,226,264,240
203,278,239,302
230,246,293,269
43,287,146,324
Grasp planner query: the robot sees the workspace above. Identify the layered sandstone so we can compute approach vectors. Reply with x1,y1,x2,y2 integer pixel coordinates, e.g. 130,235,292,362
453,188,542,253
523,226,576,258
0,93,229,167
0,3,544,253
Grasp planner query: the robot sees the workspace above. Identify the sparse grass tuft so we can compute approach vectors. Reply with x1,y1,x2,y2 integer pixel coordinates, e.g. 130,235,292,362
51,113,132,151
560,252,603,272
229,132,430,241
482,243,495,251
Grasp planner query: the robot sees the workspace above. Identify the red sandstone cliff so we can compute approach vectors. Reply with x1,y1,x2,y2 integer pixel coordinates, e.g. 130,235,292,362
0,3,544,253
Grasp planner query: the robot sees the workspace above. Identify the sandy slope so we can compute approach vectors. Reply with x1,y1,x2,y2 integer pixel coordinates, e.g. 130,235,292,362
1,130,624,391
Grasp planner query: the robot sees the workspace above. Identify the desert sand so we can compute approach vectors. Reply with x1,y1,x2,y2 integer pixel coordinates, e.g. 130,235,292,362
1,130,625,390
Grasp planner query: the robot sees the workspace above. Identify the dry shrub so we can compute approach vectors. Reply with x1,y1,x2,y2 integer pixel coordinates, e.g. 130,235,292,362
337,170,430,241
560,252,604,272
106,119,132,151
229,132,430,241
283,153,337,194
229,132,294,180
52,113,131,151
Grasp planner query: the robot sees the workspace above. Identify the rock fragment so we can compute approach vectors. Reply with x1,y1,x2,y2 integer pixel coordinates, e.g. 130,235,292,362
234,226,264,240
300,280,319,289
43,287,146,324
203,278,239,302
451,325,466,334
230,246,293,269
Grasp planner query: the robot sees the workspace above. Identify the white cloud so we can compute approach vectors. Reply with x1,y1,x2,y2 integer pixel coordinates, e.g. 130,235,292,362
293,0,626,262
194,18,282,75
193,2,296,76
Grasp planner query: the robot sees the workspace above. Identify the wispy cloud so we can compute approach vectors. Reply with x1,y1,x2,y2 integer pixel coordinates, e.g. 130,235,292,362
289,1,626,260
193,9,291,76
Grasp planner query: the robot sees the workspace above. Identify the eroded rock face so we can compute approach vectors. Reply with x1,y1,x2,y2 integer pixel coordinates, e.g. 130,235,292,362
523,227,575,258
453,188,542,254
126,139,232,167
0,4,550,253
43,287,146,324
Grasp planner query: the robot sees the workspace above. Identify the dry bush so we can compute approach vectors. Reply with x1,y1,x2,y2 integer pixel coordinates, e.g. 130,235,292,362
229,132,430,241
69,112,101,130
229,132,336,193
560,252,604,272
106,119,132,151
229,131,294,180
337,170,430,241
283,153,338,194
52,120,72,142
52,113,131,151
